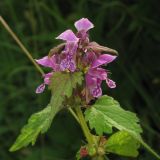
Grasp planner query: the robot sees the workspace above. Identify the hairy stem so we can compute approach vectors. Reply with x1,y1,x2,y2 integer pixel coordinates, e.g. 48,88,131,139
75,106,94,145
75,107,107,159
0,16,108,159
68,107,80,124
0,16,44,75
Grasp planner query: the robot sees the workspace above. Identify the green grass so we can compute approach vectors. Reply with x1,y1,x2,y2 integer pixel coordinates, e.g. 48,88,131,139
0,0,160,159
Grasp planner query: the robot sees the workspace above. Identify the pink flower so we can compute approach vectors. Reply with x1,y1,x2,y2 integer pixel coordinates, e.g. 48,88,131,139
75,18,94,46
35,17,118,97
86,54,117,98
36,55,60,71
36,72,53,94
56,30,79,72
35,54,61,93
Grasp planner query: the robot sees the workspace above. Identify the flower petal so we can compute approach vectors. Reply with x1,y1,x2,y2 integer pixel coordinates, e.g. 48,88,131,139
56,29,79,42
44,72,53,84
85,74,102,97
91,54,117,68
36,83,45,94
68,60,76,72
65,42,78,55
106,79,116,88
85,74,97,87
88,68,107,80
36,55,60,71
36,56,53,68
85,51,97,64
74,18,94,32
60,58,76,72
91,86,102,98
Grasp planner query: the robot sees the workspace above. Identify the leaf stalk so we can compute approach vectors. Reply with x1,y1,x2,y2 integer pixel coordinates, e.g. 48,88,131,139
75,106,94,145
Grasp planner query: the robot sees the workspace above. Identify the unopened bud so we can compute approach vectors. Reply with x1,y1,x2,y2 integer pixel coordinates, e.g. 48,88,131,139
80,147,88,157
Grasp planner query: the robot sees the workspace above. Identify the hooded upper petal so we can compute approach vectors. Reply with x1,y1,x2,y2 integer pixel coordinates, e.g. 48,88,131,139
74,18,94,32
36,55,59,70
91,54,117,68
56,29,79,42
36,56,53,68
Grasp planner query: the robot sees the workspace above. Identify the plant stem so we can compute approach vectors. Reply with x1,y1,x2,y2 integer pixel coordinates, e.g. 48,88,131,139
0,15,107,160
0,15,95,155
75,106,94,145
0,16,44,75
68,107,80,124
0,16,80,129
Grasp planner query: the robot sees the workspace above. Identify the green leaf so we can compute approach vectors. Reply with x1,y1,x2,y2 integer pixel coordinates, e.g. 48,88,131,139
50,72,83,114
10,72,83,152
85,95,160,159
76,150,81,160
85,95,142,136
105,131,140,157
10,104,52,151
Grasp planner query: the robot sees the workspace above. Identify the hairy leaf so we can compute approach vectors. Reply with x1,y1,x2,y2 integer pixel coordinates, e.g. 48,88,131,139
10,104,52,151
105,131,140,157
85,96,160,159
10,72,83,152
50,72,83,114
85,95,142,136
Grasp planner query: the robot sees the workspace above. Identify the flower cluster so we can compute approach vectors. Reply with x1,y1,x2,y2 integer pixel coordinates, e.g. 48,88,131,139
36,18,117,100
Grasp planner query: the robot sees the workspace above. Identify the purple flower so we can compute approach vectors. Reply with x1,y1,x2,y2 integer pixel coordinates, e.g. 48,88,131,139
35,54,62,93
36,54,61,71
74,18,94,32
35,17,118,98
86,54,117,98
56,29,79,42
36,72,53,94
56,30,79,72
91,54,117,68
75,18,94,46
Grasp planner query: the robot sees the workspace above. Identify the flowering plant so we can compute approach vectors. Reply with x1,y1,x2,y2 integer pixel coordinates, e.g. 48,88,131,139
1,16,159,160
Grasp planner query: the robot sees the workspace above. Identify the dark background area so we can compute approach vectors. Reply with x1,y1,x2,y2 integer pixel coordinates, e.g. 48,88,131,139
0,0,160,159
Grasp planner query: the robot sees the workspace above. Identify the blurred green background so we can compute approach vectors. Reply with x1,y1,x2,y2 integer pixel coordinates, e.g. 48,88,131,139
0,0,160,159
